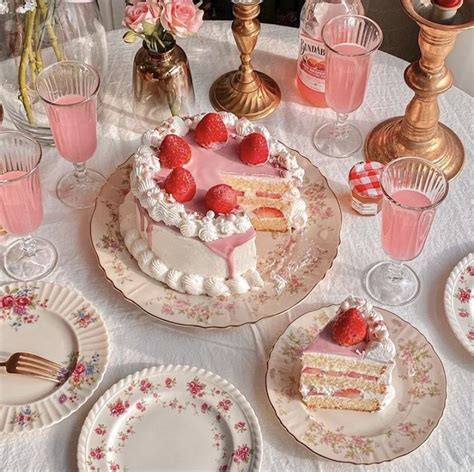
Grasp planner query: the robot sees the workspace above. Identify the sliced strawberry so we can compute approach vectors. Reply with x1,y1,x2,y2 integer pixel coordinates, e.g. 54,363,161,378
194,113,228,149
334,388,361,399
239,133,269,166
332,308,367,347
205,184,237,214
159,134,192,169
253,207,284,219
163,167,196,203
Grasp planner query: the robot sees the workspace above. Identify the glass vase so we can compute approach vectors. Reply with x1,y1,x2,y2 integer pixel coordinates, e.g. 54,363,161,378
133,40,195,129
0,0,107,145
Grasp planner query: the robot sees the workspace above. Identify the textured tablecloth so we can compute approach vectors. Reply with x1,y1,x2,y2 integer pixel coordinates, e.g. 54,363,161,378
1,22,473,472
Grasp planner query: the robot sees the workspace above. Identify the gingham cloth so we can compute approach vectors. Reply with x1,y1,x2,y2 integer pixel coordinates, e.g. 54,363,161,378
348,161,384,198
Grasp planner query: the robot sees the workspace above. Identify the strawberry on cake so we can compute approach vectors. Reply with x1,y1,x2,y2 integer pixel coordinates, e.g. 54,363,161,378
300,297,396,412
119,112,308,297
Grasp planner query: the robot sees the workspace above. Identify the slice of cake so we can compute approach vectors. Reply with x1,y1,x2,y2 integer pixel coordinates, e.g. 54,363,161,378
300,297,396,412
119,112,308,297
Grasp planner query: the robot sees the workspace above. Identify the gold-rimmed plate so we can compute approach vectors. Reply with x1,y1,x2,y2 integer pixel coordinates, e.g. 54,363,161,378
265,304,447,464
90,148,342,328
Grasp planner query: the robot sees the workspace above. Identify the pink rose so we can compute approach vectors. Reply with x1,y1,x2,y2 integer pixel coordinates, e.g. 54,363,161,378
123,2,158,33
73,362,86,376
16,296,31,306
160,0,203,38
1,295,15,308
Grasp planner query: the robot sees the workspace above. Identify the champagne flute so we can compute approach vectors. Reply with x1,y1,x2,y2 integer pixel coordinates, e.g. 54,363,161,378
36,61,105,209
0,131,58,281
365,157,449,306
314,14,383,158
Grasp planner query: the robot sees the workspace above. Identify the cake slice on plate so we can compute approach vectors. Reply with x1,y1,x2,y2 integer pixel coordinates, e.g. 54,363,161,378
300,297,396,412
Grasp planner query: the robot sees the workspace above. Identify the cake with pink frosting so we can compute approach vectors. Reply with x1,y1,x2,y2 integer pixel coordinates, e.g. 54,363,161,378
300,297,396,412
119,112,308,297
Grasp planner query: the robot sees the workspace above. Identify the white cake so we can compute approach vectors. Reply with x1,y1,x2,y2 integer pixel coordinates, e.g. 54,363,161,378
119,112,308,297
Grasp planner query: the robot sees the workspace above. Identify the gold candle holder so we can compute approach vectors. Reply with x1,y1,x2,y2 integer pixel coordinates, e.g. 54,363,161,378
210,0,281,120
364,0,473,181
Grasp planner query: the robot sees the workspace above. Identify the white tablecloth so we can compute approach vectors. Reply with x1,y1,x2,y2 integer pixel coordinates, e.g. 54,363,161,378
1,21,473,472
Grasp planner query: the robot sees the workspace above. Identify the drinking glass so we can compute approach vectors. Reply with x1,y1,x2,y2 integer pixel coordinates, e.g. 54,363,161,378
0,131,58,281
365,157,449,306
314,15,383,158
36,61,105,209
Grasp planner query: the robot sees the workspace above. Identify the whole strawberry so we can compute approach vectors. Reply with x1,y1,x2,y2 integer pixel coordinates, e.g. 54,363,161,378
163,167,196,203
205,184,237,214
194,113,228,149
159,134,191,169
239,133,269,166
332,308,367,346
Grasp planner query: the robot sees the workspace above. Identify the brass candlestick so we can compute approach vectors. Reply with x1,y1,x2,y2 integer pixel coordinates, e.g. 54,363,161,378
210,0,281,120
364,0,473,181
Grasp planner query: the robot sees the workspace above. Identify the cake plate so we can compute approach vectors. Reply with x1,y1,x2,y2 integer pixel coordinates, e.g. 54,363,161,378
265,304,447,464
444,253,474,356
90,149,342,329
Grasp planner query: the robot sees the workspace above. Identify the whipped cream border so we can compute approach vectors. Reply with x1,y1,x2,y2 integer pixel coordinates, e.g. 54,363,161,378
119,203,265,297
131,112,307,243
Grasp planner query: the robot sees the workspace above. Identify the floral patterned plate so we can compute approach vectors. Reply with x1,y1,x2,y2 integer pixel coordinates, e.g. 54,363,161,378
265,304,447,464
0,282,109,433
77,365,262,472
444,253,474,355
90,149,341,328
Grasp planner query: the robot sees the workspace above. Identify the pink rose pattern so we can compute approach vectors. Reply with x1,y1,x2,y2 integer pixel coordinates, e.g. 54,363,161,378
452,261,474,344
9,406,40,429
85,374,253,471
73,307,98,329
0,286,47,330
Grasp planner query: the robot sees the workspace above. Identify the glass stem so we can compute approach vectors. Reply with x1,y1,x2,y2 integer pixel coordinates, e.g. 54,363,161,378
74,162,87,185
334,112,349,140
385,261,404,284
20,235,37,258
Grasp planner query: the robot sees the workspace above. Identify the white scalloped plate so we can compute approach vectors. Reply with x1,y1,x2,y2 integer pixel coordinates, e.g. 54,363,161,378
77,365,262,472
0,282,109,433
90,148,342,328
266,304,447,464
444,253,474,355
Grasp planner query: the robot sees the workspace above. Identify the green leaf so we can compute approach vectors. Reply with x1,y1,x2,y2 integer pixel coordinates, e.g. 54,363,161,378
123,31,138,44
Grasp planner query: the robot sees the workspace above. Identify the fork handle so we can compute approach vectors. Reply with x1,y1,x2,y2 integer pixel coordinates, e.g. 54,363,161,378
0,362,6,367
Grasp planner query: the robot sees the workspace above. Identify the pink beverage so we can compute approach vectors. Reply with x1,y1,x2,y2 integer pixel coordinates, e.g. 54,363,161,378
325,43,372,113
46,94,97,163
381,189,434,261
0,170,43,235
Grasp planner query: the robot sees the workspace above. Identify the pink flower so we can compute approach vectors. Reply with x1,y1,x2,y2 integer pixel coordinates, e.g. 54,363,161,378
58,394,67,404
109,463,120,472
467,265,474,276
457,288,471,303
109,399,129,416
468,330,474,341
73,362,86,376
165,377,175,388
160,0,203,38
94,425,107,435
90,446,104,460
136,401,146,412
234,421,246,430
187,379,205,397
232,445,251,464
140,379,152,393
16,296,31,306
201,402,210,413
458,309,469,318
219,466,228,472
123,2,159,34
1,295,15,308
218,399,232,411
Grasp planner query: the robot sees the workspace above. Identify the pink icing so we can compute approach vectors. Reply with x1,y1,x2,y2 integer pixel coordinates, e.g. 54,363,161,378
304,322,367,358
135,199,255,278
155,132,282,215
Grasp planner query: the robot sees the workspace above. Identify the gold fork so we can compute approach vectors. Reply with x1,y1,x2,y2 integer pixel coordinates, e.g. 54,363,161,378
0,352,63,384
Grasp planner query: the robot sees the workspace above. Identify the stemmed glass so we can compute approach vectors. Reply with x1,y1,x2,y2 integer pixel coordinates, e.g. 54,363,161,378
314,15,383,158
0,131,58,281
365,157,449,306
36,61,105,209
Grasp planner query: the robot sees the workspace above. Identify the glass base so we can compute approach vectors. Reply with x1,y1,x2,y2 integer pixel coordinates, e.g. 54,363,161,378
3,237,58,281
364,261,420,306
313,122,362,158
57,168,106,209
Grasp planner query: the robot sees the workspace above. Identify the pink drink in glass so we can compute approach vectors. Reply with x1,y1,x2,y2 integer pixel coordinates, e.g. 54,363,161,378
0,170,43,235
326,43,371,113
381,189,434,261
46,94,97,163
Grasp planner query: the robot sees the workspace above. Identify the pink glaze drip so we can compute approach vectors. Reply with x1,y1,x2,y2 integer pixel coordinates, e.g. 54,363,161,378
134,198,256,278
204,229,255,278
155,132,282,215
304,322,367,358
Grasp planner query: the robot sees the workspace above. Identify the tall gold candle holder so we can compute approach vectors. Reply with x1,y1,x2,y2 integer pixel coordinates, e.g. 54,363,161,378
210,0,281,120
364,0,473,181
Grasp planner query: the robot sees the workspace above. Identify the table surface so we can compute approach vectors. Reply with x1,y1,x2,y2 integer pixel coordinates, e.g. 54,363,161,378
1,21,473,472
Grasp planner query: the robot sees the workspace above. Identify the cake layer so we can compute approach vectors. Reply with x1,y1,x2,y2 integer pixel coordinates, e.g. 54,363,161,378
300,373,389,395
302,395,380,412
119,192,264,296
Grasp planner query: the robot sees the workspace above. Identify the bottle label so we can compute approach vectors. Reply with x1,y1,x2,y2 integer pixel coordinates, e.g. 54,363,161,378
297,32,326,93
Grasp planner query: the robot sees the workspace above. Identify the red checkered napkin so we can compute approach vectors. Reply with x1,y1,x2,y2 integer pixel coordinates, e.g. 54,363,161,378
348,161,384,198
